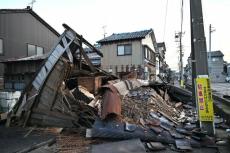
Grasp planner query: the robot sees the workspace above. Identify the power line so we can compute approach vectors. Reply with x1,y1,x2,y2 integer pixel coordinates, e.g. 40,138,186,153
163,0,169,41
180,0,184,34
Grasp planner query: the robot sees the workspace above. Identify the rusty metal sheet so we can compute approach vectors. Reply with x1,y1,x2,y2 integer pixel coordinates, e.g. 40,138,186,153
101,85,121,119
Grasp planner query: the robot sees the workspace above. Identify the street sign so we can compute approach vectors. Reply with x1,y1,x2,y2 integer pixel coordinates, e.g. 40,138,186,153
196,77,214,121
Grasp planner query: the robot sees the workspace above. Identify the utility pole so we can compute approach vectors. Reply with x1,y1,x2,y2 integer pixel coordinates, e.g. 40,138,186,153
175,0,184,87
208,24,215,74
175,32,184,85
190,0,214,135
180,0,184,87
179,32,183,86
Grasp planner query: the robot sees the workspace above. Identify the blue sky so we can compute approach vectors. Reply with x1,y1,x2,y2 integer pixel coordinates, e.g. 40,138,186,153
1,0,230,70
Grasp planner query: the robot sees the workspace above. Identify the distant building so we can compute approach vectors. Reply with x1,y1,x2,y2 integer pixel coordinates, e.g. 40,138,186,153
84,47,101,67
207,50,225,82
0,7,59,77
97,29,158,80
227,63,230,77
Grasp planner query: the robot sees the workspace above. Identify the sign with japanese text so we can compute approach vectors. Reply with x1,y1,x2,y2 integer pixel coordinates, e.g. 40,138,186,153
196,77,214,121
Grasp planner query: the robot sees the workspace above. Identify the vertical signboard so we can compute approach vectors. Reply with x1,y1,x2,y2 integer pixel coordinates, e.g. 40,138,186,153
196,77,214,121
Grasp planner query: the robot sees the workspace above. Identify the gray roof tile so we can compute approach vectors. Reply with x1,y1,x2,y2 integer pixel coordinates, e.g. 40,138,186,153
97,29,153,43
207,50,224,57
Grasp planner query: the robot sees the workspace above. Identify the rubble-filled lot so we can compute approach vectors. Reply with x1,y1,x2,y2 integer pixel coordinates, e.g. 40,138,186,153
2,79,230,153
1,25,230,153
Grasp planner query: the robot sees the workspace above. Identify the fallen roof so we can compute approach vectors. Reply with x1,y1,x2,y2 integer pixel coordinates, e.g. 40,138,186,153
0,7,60,36
97,29,153,44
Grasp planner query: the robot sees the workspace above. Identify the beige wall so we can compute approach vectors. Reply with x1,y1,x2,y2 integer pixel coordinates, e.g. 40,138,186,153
141,33,155,52
101,40,142,73
100,34,157,79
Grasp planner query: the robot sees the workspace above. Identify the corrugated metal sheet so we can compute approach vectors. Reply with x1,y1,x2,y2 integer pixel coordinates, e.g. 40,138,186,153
0,10,59,75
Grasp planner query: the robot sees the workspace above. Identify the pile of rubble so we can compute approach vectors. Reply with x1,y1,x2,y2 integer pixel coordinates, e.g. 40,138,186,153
85,79,219,152
121,86,181,124
3,24,230,153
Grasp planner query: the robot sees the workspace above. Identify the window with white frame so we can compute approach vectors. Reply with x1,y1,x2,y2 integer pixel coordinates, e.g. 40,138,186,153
28,44,36,56
36,46,44,55
27,44,44,56
117,44,132,56
0,39,3,55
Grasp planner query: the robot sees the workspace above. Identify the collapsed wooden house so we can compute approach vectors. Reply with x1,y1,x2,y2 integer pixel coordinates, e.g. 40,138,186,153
6,24,114,127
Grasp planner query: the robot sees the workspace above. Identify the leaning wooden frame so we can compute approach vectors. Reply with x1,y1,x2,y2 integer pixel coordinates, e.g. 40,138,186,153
6,24,103,128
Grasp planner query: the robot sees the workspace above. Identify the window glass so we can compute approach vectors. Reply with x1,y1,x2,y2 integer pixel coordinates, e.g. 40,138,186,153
37,46,44,55
28,44,36,56
118,45,124,55
0,39,3,54
124,44,132,55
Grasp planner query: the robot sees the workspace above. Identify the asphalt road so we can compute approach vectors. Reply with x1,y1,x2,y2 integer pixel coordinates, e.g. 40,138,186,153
212,83,230,96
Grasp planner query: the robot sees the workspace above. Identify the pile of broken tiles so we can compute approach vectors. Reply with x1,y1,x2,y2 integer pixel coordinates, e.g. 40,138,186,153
86,79,223,152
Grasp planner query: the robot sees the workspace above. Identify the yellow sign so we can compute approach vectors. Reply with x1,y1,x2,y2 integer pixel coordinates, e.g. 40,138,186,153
180,80,184,88
196,77,214,121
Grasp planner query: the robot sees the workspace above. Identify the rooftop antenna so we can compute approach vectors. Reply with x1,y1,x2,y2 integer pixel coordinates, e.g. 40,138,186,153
28,0,36,9
102,25,107,38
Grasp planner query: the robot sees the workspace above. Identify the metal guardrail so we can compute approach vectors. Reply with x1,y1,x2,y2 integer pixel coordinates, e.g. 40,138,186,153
185,84,230,107
185,84,230,125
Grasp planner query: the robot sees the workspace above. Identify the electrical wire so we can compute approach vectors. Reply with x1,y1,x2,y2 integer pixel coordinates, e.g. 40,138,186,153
180,0,184,35
163,0,169,41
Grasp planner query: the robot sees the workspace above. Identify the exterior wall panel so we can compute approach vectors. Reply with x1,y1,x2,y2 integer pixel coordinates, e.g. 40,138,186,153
0,12,58,76
101,40,142,73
